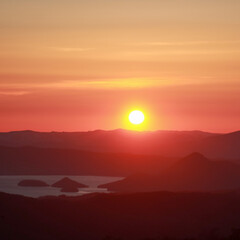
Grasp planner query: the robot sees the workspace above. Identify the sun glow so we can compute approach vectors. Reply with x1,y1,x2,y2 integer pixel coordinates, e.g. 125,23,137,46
129,110,145,125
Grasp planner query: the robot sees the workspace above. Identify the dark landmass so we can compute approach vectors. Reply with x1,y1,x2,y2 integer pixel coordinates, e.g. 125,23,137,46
0,145,173,176
18,179,49,187
0,129,239,159
60,186,79,192
52,177,87,188
1,191,240,240
100,153,240,192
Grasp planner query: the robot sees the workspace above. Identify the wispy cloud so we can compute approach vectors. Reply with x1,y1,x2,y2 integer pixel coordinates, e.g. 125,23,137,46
50,47,94,52
43,79,163,89
138,41,240,46
2,76,232,92
0,78,176,91
0,91,30,96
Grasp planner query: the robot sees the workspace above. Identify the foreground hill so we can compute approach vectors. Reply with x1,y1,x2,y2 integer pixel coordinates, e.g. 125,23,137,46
100,153,240,192
0,145,173,176
1,191,240,240
0,129,239,159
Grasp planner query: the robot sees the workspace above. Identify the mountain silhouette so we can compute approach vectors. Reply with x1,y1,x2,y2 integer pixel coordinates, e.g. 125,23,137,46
198,131,240,159
100,153,240,192
0,145,172,176
0,129,239,159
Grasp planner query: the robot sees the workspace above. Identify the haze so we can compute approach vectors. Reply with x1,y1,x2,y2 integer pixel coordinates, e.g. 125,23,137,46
0,0,240,132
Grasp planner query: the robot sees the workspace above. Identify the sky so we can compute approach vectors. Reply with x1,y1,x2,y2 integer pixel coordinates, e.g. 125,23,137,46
0,0,239,132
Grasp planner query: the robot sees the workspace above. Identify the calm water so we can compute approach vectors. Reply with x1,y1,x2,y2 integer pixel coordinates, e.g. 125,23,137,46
0,175,124,198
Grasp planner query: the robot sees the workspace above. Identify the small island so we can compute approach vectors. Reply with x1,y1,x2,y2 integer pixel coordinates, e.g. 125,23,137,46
52,177,88,189
18,179,49,187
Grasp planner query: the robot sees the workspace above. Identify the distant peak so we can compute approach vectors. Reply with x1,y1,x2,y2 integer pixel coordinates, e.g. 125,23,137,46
225,131,240,136
9,130,37,134
181,152,209,164
186,152,207,159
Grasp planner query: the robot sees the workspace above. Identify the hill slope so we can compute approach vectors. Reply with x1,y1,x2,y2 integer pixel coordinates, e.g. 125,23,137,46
1,191,240,240
0,145,172,176
100,153,240,191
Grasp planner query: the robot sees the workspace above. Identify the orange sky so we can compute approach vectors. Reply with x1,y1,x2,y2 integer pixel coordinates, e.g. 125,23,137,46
0,0,239,132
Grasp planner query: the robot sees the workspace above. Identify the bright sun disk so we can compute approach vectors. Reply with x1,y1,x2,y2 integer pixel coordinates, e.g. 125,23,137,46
129,110,145,125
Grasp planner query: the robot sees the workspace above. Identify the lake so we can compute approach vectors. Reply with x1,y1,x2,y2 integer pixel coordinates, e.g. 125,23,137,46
0,175,124,198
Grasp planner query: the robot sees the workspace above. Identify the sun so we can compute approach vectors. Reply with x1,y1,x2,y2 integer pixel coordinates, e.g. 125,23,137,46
129,110,145,125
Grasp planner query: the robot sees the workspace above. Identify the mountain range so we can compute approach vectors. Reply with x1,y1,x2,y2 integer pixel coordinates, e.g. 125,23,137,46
100,153,240,192
0,129,239,159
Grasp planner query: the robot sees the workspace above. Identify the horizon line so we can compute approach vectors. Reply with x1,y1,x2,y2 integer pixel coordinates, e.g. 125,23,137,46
0,128,239,135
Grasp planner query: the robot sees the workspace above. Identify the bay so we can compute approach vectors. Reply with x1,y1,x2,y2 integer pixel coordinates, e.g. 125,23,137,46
0,175,123,198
